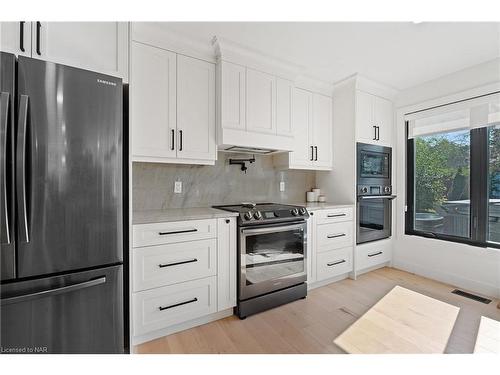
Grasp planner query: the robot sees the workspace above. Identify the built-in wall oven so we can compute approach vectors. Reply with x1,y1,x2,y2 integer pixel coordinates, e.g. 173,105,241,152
357,143,396,244
213,203,308,319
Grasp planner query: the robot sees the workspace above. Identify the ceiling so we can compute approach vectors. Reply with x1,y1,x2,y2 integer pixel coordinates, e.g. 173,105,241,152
157,22,500,91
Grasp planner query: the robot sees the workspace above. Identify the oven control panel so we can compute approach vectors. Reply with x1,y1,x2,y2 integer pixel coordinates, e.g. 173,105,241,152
358,185,392,196
241,207,309,223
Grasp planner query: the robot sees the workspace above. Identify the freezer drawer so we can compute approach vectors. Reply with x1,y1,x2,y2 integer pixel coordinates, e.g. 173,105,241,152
0,264,124,354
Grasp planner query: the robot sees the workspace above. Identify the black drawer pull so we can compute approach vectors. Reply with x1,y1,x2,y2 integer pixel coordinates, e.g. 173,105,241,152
368,251,383,257
327,233,346,239
327,260,346,267
158,258,197,268
159,297,198,311
158,228,198,236
327,213,346,218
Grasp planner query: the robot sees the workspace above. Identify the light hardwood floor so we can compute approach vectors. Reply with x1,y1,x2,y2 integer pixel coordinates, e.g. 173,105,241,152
135,267,500,354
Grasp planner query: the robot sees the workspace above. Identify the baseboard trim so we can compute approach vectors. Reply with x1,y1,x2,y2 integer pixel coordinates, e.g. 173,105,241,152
132,308,234,348
393,259,500,299
308,273,350,290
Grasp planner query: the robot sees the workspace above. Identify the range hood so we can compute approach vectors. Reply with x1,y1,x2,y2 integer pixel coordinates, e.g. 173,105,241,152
221,146,278,155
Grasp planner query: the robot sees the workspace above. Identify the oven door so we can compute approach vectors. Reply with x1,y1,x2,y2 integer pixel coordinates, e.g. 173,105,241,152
239,222,307,301
357,195,395,244
357,143,392,186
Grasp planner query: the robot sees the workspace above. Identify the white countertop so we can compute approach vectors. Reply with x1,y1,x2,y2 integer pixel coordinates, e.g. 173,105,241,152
133,202,353,225
133,207,239,225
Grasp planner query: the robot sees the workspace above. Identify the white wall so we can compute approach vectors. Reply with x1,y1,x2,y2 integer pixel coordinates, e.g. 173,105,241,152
394,58,500,298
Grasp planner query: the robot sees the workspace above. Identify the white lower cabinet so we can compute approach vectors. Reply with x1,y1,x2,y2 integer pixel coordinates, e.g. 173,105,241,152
133,276,217,336
132,217,237,343
316,247,353,281
355,238,392,272
133,239,217,292
307,206,355,288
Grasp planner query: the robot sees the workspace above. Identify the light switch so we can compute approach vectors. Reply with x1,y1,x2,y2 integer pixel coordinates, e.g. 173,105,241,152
279,181,285,192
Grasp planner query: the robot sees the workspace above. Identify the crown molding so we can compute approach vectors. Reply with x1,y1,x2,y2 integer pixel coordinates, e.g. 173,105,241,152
295,75,334,97
212,36,301,81
131,23,216,63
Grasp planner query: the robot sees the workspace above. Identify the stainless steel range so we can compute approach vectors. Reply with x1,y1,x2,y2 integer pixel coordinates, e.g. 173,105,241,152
213,203,309,319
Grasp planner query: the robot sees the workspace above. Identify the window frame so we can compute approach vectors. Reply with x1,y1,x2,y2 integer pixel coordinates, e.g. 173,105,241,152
405,121,500,250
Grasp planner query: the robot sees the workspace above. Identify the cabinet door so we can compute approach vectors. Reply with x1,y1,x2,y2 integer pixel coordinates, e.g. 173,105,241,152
276,78,293,137
356,90,377,143
0,22,31,56
177,55,216,161
34,22,128,80
374,96,393,146
312,93,333,168
217,218,237,311
220,61,246,130
289,88,313,167
246,68,276,134
131,42,177,160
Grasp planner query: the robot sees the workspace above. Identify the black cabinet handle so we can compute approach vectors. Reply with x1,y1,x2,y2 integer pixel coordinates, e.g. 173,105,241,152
314,146,318,161
376,126,380,141
225,219,230,224
310,146,314,161
327,260,346,267
158,258,197,268
19,22,25,52
327,213,346,218
373,125,377,140
159,297,198,311
36,22,42,55
368,251,383,257
158,228,197,236
327,233,346,239
179,130,183,151
171,129,175,150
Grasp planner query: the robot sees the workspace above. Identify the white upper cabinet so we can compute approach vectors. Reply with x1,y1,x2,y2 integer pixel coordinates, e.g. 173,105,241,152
131,40,216,165
312,93,333,168
278,88,333,171
131,42,177,161
276,78,294,137
289,88,313,168
176,54,216,161
219,61,246,130
356,90,393,146
36,22,128,80
246,68,276,135
0,22,31,57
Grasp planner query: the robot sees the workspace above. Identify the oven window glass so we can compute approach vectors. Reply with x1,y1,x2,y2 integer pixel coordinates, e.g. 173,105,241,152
244,228,304,285
360,151,389,178
358,199,388,238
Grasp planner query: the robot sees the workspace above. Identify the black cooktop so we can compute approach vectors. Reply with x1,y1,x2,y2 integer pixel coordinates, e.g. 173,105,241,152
213,203,309,225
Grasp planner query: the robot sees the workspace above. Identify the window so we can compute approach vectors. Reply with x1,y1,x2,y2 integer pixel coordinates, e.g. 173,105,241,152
488,125,500,243
413,130,470,238
406,92,500,249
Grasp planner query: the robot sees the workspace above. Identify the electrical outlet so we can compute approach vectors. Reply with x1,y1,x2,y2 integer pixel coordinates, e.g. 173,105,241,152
174,180,182,194
279,181,285,192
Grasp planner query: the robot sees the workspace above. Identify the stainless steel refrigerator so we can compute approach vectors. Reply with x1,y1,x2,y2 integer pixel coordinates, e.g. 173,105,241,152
0,52,124,354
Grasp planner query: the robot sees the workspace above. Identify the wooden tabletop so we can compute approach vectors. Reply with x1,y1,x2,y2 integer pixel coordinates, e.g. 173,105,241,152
474,316,500,353
334,285,460,354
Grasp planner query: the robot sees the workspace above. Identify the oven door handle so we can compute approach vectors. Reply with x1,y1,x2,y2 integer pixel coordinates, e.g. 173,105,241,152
358,195,396,201
241,223,305,236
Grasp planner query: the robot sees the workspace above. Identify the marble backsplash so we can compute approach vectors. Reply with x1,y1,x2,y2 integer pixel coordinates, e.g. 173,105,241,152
133,152,316,211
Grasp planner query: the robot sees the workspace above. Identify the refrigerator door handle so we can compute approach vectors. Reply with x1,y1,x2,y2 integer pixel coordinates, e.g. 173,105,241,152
0,92,11,244
16,95,30,243
1,276,107,306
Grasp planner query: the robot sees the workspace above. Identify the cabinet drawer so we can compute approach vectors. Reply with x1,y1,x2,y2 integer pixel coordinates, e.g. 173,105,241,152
316,221,353,252
133,276,217,336
133,239,217,292
356,240,392,271
133,219,217,247
315,207,353,224
316,247,353,281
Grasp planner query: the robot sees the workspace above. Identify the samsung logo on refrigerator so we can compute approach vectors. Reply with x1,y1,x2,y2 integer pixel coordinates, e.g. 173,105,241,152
97,79,117,87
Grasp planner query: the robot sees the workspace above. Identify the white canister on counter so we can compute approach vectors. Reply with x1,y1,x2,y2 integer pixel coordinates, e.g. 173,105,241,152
318,195,326,202
306,191,316,202
312,188,321,201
